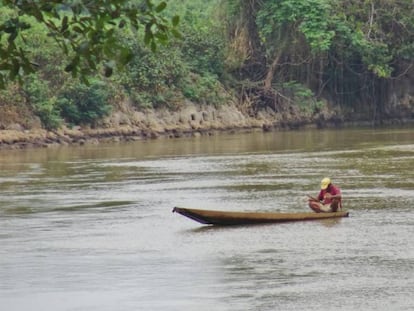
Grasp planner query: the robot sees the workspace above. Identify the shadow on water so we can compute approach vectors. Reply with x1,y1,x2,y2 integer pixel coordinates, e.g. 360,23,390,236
180,216,348,234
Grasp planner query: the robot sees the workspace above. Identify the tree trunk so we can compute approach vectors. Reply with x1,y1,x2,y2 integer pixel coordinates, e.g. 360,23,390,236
264,51,283,90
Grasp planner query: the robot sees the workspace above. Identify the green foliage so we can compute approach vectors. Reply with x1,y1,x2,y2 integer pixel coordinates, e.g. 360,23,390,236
180,24,225,77
23,75,113,129
182,73,227,106
330,10,392,78
329,0,414,79
126,42,187,91
169,0,226,76
2,0,413,131
256,0,335,54
118,0,228,109
121,37,227,108
232,0,414,113
281,81,324,113
0,8,35,89
0,83,33,128
118,38,188,109
253,0,413,80
0,0,181,88
57,80,112,125
23,76,62,130
1,0,230,131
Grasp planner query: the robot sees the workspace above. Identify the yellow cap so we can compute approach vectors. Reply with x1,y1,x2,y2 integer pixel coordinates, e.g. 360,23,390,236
321,177,331,190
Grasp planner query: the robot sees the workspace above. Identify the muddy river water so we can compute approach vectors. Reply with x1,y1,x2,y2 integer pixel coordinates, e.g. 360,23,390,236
0,127,413,310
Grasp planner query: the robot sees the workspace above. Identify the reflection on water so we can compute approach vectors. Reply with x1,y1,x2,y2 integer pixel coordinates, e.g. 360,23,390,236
0,127,414,311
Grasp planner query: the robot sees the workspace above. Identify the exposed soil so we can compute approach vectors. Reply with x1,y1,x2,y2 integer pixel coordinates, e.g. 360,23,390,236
1,98,413,150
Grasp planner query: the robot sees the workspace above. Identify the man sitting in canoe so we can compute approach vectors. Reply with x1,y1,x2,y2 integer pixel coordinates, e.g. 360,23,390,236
308,177,342,213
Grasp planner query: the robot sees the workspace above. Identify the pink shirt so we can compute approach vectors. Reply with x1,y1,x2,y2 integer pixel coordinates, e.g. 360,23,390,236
318,184,341,205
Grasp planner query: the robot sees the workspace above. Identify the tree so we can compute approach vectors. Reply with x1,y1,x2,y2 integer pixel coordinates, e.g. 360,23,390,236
225,0,414,118
256,0,334,90
0,0,180,88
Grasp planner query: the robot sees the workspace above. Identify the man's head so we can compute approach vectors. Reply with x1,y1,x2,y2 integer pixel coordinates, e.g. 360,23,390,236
321,177,331,190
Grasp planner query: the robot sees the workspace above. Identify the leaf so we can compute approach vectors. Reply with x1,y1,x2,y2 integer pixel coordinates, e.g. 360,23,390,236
155,2,167,13
171,28,182,39
8,31,18,42
0,74,5,89
86,56,97,71
77,41,90,54
104,63,113,77
72,26,84,33
45,19,58,31
61,16,68,32
119,48,133,65
65,63,75,73
150,41,156,52
172,15,180,27
65,56,80,73
118,19,126,29
10,60,20,80
154,32,168,42
145,0,154,10
80,75,90,86
144,30,153,45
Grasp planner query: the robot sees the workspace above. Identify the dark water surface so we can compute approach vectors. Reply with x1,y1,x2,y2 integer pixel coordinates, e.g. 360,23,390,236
0,127,413,310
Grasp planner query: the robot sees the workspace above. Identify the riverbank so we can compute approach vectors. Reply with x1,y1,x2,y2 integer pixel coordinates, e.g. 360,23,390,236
0,100,412,150
0,101,317,150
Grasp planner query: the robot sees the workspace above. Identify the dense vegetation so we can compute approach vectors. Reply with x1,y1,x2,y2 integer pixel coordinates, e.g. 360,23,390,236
0,0,180,87
227,0,414,118
1,0,413,130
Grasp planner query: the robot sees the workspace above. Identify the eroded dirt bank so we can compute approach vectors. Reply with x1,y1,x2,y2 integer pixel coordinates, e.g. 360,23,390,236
0,99,412,150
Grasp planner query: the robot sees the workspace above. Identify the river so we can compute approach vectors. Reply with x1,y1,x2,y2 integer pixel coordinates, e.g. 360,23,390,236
0,127,413,311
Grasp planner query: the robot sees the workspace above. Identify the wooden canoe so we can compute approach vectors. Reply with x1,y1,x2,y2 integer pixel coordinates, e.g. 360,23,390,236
173,207,349,226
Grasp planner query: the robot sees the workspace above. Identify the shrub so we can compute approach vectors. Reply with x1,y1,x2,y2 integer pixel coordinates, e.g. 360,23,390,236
118,38,188,109
57,80,112,126
281,81,324,113
23,76,62,130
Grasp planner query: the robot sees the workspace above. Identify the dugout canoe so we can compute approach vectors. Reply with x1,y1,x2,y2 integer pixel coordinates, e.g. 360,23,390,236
172,207,349,226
